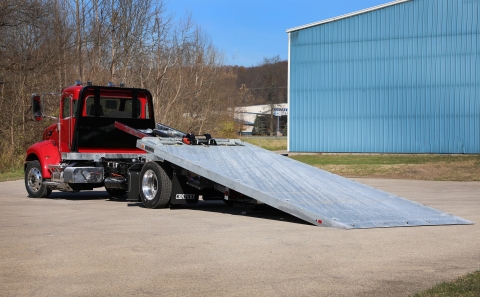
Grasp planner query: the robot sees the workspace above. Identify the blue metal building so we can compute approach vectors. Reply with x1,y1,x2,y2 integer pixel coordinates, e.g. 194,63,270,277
287,0,480,153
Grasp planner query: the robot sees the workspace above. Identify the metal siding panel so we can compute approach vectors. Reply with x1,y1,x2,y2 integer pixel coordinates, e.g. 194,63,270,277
289,0,480,153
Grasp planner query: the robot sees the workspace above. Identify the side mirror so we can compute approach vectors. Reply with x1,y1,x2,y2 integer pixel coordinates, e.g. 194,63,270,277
32,94,43,121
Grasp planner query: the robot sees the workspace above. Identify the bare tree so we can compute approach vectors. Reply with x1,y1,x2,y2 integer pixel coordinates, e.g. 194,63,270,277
0,0,239,172
257,55,281,136
0,0,61,168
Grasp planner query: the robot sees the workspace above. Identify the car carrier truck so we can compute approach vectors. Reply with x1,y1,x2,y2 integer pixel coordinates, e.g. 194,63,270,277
25,81,473,229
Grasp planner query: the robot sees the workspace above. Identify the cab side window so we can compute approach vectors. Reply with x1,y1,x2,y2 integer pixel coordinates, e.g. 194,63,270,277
62,97,70,119
72,100,77,117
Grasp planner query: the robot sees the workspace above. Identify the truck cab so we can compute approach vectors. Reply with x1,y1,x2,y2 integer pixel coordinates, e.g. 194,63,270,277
25,82,155,198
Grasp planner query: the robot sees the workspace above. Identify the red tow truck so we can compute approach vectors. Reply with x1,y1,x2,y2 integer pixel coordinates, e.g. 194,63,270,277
28,81,214,207
26,80,233,208
26,81,160,200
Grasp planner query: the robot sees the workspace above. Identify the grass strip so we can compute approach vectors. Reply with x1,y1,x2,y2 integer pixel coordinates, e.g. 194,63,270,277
412,270,480,297
241,137,287,151
290,154,480,181
0,166,24,182
290,154,480,165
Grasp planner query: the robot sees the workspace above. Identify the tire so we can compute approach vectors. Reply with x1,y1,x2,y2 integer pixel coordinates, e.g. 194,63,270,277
25,160,52,198
139,162,172,208
105,188,127,197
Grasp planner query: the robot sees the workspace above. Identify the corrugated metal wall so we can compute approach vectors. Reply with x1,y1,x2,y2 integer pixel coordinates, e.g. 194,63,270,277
288,0,480,153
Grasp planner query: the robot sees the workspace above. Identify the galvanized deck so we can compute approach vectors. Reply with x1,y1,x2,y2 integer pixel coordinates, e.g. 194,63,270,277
137,137,473,229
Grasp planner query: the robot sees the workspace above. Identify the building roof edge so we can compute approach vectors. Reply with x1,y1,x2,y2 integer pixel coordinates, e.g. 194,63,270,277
286,0,412,33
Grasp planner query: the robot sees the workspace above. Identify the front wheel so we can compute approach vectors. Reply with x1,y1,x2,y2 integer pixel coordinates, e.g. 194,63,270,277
25,160,52,198
139,162,172,208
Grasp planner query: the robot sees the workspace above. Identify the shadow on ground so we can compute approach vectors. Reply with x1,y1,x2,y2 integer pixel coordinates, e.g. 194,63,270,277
48,191,111,200
46,191,310,226
176,200,311,226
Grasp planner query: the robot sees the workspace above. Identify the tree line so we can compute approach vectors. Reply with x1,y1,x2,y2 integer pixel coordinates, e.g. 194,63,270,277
0,0,287,171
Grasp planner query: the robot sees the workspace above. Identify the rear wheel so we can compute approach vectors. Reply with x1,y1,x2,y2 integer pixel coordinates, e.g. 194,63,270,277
25,160,52,198
139,162,172,208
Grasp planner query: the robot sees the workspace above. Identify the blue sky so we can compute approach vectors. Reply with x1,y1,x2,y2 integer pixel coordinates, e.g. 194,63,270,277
166,0,395,66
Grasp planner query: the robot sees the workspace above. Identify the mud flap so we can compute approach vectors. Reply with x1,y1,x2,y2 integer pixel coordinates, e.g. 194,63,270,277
170,169,199,205
127,164,142,202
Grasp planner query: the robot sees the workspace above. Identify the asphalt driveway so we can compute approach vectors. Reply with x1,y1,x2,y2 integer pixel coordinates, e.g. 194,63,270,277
0,178,478,296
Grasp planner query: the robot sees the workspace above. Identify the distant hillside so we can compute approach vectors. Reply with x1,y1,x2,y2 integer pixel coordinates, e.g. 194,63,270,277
225,58,288,106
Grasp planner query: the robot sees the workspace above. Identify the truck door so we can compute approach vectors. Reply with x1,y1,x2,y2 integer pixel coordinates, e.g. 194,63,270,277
59,95,75,152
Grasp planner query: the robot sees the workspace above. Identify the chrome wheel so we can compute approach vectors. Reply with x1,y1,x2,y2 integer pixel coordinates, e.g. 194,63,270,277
139,162,172,208
141,169,158,201
25,160,51,198
27,167,42,193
